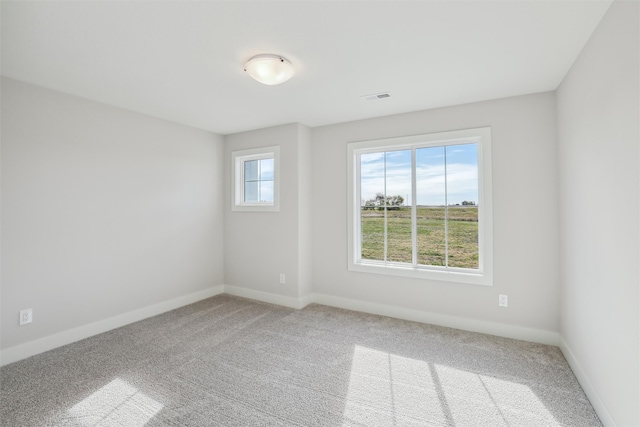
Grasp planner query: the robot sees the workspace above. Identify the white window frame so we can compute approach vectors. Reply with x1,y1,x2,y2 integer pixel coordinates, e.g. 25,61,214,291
232,146,280,212
347,127,493,286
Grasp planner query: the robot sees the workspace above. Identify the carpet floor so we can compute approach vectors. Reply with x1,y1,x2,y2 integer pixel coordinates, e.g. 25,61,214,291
1,294,601,426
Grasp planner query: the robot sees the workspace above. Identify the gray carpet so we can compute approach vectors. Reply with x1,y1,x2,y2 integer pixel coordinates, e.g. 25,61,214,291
1,295,601,426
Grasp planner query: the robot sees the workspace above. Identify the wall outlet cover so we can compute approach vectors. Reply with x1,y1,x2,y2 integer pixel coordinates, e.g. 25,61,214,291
498,295,508,308
20,309,33,325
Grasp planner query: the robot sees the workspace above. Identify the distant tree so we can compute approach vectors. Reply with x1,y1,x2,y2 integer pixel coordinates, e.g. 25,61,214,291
363,193,404,210
386,194,404,210
362,199,376,210
461,200,476,206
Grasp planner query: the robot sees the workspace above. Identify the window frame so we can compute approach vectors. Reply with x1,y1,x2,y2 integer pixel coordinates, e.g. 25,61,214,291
347,127,493,286
232,146,280,212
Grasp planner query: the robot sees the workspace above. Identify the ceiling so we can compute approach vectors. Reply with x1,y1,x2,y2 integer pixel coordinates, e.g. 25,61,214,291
1,1,612,135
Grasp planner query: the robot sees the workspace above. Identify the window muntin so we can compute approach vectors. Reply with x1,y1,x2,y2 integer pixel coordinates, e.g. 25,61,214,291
348,128,492,285
232,146,280,212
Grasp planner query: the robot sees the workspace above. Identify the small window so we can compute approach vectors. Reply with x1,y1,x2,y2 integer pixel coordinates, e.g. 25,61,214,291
232,146,280,212
347,127,493,285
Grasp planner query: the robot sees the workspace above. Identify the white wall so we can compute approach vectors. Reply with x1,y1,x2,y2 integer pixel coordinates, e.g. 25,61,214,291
1,78,224,351
556,1,639,425
311,92,561,337
223,123,312,305
297,125,313,299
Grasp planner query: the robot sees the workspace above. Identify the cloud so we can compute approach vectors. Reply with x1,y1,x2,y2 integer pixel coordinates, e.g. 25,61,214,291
361,152,385,164
361,162,478,206
417,163,478,205
359,144,478,205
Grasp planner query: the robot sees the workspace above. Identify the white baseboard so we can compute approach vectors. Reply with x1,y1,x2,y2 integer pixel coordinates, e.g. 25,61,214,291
298,293,315,309
312,293,560,346
559,337,616,426
223,284,311,310
0,284,618,425
0,285,560,368
219,287,560,345
0,285,224,367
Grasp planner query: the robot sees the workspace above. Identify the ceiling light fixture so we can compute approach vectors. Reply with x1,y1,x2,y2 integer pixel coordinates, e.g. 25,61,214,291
244,54,294,85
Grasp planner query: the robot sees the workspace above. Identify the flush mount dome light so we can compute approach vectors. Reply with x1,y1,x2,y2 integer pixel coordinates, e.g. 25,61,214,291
244,54,294,85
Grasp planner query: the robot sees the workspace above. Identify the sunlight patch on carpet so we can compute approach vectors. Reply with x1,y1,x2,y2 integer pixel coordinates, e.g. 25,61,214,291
342,345,448,425
68,378,163,426
343,345,559,426
434,363,559,425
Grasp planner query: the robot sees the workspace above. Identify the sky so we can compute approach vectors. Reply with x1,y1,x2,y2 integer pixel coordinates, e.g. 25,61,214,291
360,143,478,206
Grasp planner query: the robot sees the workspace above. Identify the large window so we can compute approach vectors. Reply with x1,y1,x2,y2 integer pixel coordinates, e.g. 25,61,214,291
347,128,493,285
232,146,280,212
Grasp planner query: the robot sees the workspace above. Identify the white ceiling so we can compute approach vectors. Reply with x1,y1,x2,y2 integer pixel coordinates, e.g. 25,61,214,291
1,1,612,135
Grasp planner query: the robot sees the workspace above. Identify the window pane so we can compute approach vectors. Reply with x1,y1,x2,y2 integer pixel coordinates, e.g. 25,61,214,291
416,147,446,266
260,158,274,180
358,142,481,270
446,205,478,268
260,181,274,203
385,150,412,263
244,160,259,181
244,181,259,202
360,152,385,261
446,144,479,269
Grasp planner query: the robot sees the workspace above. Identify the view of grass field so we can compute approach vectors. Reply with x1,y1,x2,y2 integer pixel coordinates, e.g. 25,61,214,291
361,206,479,269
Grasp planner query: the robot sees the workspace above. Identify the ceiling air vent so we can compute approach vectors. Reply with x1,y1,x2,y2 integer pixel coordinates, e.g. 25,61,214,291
362,92,391,101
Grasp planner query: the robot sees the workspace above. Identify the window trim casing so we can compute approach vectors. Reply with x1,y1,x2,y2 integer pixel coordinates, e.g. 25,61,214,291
232,146,280,212
347,127,493,286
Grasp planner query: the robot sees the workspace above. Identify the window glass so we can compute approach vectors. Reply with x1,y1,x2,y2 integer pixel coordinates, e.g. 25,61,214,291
243,158,274,203
260,158,274,180
360,152,385,261
358,143,479,269
416,146,446,267
445,144,479,269
244,160,259,181
385,150,412,263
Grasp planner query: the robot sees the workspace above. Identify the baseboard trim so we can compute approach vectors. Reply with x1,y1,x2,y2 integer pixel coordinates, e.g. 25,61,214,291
312,293,560,346
0,286,561,367
0,285,224,367
0,285,619,425
559,337,616,426
223,285,310,310
298,293,315,309
219,287,559,346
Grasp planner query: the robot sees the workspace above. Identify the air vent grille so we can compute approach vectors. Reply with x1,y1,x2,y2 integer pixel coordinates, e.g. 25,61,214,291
362,92,391,101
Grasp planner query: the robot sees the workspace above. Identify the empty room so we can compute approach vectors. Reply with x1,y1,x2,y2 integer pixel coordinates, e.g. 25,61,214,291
1,1,638,426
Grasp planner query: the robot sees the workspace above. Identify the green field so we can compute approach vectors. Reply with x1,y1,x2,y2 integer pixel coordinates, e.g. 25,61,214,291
361,206,479,269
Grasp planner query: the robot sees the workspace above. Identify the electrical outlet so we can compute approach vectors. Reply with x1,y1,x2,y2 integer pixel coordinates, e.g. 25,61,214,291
20,309,33,325
498,295,508,308
280,273,286,284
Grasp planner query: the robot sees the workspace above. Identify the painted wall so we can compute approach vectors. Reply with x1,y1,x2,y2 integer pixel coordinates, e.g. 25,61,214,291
1,78,224,350
297,125,313,299
311,92,561,334
223,123,312,303
557,1,639,425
